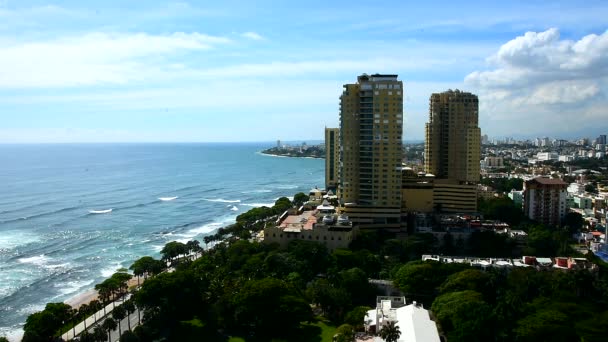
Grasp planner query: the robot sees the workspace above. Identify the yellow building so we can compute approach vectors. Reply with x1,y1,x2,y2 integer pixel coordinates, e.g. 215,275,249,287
425,90,481,184
339,74,403,230
401,168,434,212
325,128,340,190
433,180,478,213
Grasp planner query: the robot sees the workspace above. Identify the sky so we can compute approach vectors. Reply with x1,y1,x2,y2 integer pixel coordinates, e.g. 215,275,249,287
0,0,607,143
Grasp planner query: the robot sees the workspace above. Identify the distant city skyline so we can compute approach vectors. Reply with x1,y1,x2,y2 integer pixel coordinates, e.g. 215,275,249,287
1,0,607,143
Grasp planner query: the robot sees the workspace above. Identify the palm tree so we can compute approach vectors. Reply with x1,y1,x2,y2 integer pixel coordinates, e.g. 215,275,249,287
378,320,401,342
95,283,111,316
89,300,102,323
101,318,117,342
79,303,89,330
93,325,106,342
112,305,126,337
122,300,136,331
70,308,78,339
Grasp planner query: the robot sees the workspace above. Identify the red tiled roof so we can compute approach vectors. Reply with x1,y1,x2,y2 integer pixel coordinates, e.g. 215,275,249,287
529,177,567,185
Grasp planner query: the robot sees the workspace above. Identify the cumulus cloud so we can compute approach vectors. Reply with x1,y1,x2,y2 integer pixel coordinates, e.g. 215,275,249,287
241,31,264,40
465,28,608,137
0,32,231,87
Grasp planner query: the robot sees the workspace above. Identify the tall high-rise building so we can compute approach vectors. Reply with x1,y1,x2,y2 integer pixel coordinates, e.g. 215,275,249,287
424,90,481,183
339,74,403,229
325,127,339,191
523,177,567,226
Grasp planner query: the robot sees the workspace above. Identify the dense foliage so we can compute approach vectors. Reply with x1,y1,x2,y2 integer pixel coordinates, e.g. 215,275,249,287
22,194,608,342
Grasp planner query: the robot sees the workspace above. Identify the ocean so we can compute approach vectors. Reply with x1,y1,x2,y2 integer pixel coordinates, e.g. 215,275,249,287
0,143,324,340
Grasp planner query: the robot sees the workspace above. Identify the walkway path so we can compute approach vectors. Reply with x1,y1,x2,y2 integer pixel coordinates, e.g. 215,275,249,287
61,295,132,341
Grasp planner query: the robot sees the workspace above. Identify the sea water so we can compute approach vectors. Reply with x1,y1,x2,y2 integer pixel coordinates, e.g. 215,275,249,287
0,143,324,339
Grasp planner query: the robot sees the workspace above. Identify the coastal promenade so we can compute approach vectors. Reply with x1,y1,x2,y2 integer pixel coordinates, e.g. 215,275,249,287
61,294,141,341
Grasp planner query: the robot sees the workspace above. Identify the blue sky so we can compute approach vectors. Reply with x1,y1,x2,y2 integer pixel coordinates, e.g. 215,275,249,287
1,0,607,142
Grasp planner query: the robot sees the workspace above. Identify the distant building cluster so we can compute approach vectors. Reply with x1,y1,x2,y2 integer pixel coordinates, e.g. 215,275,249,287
263,72,607,254
325,75,482,234
422,255,597,271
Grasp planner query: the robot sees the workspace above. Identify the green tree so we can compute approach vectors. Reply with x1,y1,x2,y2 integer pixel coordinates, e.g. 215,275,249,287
562,212,584,234
344,306,372,329
119,330,140,342
230,278,312,337
122,300,137,330
334,324,355,342
438,269,491,295
102,318,118,342
514,309,575,342
378,321,401,342
78,303,89,331
92,325,106,342
293,192,309,206
585,184,598,194
273,196,293,214
160,241,188,264
23,302,73,341
112,305,127,337
129,256,161,284
431,290,493,342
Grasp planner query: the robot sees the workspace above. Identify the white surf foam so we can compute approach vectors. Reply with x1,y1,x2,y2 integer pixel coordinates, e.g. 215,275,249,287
0,326,24,342
151,245,164,252
175,238,191,244
158,196,178,201
0,231,41,250
203,198,241,203
18,254,50,266
89,209,112,214
276,185,299,189
100,263,123,278
230,206,239,211
55,279,95,296
241,189,272,194
242,202,275,208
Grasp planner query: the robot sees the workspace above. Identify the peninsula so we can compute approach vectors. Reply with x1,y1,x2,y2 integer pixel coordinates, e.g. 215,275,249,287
261,142,325,159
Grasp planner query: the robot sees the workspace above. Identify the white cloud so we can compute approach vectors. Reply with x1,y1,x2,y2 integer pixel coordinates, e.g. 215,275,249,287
465,28,608,137
0,32,231,87
241,31,264,40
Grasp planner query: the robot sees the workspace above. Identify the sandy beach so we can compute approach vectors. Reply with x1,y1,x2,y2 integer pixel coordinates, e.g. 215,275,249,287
64,277,141,309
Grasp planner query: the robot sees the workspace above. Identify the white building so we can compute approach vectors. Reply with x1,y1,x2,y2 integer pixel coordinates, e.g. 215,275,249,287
558,155,575,162
568,183,585,196
365,297,440,342
536,152,558,161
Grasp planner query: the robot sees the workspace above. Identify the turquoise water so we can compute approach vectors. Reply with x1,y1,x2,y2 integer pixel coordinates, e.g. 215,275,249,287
0,143,324,339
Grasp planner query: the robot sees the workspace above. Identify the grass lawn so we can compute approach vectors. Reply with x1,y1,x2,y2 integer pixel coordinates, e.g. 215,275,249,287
301,316,337,342
227,316,337,342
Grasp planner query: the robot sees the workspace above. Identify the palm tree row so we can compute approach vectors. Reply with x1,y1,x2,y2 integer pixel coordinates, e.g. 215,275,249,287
74,297,140,342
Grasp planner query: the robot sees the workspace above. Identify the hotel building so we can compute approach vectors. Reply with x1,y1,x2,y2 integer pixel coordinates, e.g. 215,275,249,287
324,127,340,191
422,90,481,213
338,74,403,230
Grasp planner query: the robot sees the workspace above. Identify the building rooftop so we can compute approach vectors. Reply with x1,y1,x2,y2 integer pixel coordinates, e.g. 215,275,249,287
279,210,317,231
529,177,567,185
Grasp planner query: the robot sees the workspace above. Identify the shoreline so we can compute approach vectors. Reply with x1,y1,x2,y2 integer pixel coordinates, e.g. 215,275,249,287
258,151,324,159
63,277,142,309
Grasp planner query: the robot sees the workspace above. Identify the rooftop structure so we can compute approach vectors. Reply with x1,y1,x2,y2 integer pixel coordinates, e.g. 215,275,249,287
263,207,354,251
364,297,440,342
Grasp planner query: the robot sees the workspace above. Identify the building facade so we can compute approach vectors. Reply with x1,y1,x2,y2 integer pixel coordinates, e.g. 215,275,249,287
324,127,340,191
425,90,481,184
523,177,568,226
339,74,403,229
